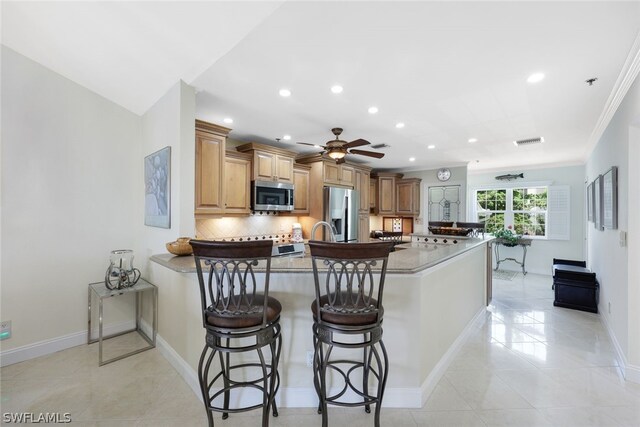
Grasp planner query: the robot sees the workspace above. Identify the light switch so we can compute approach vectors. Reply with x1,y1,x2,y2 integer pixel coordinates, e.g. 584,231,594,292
620,230,627,247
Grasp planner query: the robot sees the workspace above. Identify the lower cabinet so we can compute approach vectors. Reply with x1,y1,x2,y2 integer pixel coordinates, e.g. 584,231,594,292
359,213,370,243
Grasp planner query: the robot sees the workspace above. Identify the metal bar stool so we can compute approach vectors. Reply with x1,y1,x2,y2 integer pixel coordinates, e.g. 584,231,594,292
309,241,394,427
191,240,282,427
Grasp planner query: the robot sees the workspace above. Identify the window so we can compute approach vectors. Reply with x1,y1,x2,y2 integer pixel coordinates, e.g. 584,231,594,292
475,187,548,237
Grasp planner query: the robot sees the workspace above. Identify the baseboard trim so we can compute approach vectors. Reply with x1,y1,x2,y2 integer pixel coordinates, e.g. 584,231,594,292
0,320,135,367
599,308,640,384
154,332,203,402
418,306,487,407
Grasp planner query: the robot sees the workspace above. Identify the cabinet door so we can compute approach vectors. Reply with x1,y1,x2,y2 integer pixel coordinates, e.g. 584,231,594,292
323,162,340,185
275,155,294,183
195,130,225,215
358,213,370,242
224,156,251,214
378,176,395,215
254,150,276,181
355,169,370,214
396,181,414,215
370,178,377,210
412,180,421,215
292,167,310,214
340,165,355,186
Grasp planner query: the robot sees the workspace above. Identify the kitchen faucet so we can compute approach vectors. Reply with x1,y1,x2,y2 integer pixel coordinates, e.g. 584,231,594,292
311,221,337,242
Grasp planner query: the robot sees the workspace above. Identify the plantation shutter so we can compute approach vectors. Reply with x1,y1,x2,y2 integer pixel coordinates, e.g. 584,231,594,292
547,185,570,240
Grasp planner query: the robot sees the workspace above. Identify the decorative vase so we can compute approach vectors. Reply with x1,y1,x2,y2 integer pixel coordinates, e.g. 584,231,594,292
166,237,193,256
105,249,141,290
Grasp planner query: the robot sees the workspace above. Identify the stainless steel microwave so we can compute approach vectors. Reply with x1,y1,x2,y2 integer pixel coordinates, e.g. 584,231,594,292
252,180,294,211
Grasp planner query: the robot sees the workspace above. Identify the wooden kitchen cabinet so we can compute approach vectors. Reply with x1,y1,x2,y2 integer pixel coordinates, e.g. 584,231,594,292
195,120,230,216
370,178,377,211
292,164,311,214
237,142,295,183
322,162,354,187
223,151,252,215
359,213,370,243
396,178,421,216
371,173,401,216
354,168,370,214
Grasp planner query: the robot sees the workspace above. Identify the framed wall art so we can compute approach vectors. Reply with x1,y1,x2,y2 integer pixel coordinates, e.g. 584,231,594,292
593,175,603,231
586,181,593,222
144,146,171,228
602,166,618,229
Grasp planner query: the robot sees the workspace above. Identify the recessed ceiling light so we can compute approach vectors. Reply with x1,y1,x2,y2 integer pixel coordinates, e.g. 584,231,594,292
527,73,545,83
395,122,405,129
427,145,435,149
331,85,343,94
223,117,233,124
368,106,379,114
279,88,291,97
283,135,291,141
409,157,416,162
468,138,477,143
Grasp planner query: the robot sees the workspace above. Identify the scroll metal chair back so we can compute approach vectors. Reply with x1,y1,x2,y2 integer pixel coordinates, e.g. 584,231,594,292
190,239,282,427
428,221,454,228
309,241,393,333
455,221,486,238
191,240,274,334
308,240,394,427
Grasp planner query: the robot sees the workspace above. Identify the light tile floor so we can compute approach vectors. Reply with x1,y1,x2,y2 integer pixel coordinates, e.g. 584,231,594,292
2,272,640,426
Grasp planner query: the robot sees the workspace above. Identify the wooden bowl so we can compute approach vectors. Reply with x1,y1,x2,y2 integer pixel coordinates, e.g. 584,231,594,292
166,237,193,256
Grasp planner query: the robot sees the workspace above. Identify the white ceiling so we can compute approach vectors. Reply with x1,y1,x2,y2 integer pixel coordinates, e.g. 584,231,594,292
3,1,640,171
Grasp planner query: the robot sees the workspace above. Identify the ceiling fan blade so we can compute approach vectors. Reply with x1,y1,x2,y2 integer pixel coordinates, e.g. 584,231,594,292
349,149,385,159
343,138,370,149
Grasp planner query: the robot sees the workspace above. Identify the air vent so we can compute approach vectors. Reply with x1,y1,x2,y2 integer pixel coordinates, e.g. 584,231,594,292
371,143,390,150
513,137,544,147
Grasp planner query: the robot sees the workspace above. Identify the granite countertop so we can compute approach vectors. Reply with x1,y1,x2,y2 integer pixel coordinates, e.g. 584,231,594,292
150,237,492,275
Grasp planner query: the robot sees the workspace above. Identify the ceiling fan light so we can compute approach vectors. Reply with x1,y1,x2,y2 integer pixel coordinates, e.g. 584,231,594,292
327,149,346,160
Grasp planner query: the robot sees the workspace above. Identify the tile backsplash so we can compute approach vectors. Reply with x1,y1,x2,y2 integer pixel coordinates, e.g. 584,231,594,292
196,216,301,241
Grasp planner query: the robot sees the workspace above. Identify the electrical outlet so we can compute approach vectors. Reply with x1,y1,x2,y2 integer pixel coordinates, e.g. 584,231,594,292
0,320,11,340
306,351,314,368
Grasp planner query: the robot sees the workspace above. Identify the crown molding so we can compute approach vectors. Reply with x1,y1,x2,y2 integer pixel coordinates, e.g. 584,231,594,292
586,30,640,158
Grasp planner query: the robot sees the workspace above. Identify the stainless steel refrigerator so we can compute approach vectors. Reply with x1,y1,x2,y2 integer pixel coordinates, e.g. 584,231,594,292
324,186,360,242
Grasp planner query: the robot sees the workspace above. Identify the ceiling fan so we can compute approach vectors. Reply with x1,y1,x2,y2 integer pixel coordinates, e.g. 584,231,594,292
297,128,385,164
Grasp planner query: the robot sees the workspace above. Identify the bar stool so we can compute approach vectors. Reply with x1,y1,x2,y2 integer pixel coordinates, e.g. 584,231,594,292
308,241,394,427
190,240,282,427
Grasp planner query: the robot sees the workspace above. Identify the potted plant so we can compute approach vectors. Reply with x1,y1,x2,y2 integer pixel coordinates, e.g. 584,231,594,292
493,225,520,246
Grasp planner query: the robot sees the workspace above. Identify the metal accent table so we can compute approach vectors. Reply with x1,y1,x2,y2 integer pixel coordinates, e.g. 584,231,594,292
88,278,157,366
493,238,532,275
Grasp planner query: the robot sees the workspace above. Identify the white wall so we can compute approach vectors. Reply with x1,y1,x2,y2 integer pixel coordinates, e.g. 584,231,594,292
137,81,195,275
403,166,468,233
467,165,585,275
0,47,141,352
586,72,640,378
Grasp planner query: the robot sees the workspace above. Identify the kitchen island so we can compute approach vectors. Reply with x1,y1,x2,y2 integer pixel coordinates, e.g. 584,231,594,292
148,237,492,408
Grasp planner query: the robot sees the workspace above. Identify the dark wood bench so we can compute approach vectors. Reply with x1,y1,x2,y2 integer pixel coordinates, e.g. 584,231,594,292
552,258,598,313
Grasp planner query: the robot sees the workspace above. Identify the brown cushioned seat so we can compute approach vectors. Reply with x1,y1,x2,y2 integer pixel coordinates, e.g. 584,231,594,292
310,293,381,326
206,295,282,329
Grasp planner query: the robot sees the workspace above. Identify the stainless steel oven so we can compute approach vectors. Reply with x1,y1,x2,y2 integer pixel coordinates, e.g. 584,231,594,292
252,181,294,211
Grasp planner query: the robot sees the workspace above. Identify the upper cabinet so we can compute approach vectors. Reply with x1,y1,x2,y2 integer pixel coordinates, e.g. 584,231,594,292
354,168,370,214
195,120,230,216
371,173,401,216
370,173,421,217
224,151,252,215
292,163,311,214
298,154,358,188
236,142,296,184
396,178,421,216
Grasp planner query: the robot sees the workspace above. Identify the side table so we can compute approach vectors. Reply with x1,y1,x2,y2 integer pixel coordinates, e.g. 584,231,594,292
493,238,532,275
88,278,157,366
